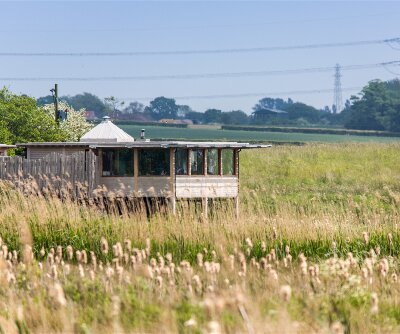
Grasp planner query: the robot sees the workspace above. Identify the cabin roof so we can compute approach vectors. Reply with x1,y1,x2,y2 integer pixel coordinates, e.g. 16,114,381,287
16,141,270,149
80,116,135,143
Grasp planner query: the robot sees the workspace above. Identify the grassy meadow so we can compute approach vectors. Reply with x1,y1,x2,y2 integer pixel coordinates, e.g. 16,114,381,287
1,143,400,333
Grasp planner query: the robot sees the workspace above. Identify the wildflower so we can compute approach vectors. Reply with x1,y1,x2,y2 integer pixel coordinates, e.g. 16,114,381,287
362,231,369,245
184,317,197,328
101,237,109,255
370,293,379,314
207,321,221,334
285,245,290,255
40,247,45,258
52,283,67,306
388,233,393,246
75,250,82,263
261,241,267,252
279,285,292,302
331,321,344,334
245,237,253,248
78,264,85,278
56,245,62,259
124,239,131,252
66,245,73,261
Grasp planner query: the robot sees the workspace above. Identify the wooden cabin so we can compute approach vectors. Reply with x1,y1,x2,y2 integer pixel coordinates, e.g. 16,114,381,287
15,117,269,215
0,144,15,157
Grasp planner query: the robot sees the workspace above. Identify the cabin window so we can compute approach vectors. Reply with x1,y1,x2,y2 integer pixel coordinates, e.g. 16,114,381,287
190,149,204,175
139,149,170,176
222,149,235,175
102,149,134,177
207,149,219,175
175,149,188,175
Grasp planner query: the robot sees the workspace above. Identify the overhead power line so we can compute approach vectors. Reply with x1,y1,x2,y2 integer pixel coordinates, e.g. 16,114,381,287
120,87,362,101
1,38,399,57
1,61,399,81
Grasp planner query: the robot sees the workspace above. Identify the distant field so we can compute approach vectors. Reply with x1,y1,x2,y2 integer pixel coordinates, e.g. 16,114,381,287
121,124,400,143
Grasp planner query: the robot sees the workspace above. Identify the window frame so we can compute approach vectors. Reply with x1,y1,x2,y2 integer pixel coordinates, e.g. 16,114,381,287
138,148,171,177
101,148,134,177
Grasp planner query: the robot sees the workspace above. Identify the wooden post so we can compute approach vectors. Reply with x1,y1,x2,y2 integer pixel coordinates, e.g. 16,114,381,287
134,149,139,193
203,197,208,219
188,149,192,176
235,196,239,219
169,148,176,215
204,149,208,175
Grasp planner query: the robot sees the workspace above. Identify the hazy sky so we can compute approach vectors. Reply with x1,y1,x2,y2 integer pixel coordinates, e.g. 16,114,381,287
0,1,399,113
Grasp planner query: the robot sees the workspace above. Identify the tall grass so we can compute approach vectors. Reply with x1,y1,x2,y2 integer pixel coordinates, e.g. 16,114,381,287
0,143,399,333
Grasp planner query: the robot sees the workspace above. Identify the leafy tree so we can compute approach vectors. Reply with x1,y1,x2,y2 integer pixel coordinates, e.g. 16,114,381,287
104,96,125,119
177,105,193,118
0,87,64,144
123,101,145,114
66,93,107,118
41,101,93,141
144,97,178,120
38,92,107,118
221,110,249,125
344,79,400,131
185,111,204,124
204,109,222,124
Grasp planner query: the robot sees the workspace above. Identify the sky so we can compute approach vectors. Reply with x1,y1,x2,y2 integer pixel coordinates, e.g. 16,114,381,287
0,1,399,114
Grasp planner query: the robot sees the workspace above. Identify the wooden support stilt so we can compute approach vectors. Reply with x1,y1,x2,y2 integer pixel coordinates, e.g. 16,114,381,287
235,196,239,219
203,197,208,220
171,197,176,216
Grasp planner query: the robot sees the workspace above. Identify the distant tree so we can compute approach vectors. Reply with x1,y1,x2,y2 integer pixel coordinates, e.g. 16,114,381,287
177,105,193,118
0,87,64,144
104,96,125,119
204,109,222,124
185,111,204,124
221,110,249,125
344,79,400,131
36,95,54,106
123,101,145,114
38,92,107,118
67,93,107,118
144,97,178,120
41,101,93,141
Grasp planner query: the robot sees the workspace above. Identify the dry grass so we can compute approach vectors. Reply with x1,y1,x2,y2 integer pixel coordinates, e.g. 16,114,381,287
0,142,399,333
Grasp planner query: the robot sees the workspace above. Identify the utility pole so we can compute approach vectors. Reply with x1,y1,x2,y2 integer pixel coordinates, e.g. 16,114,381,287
333,64,343,114
50,83,60,125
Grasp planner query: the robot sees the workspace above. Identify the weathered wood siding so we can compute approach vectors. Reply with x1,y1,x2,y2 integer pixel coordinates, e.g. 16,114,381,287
175,176,238,198
0,151,97,198
27,147,86,160
99,177,171,197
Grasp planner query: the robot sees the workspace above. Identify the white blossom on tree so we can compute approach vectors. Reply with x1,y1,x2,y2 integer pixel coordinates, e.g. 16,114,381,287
41,102,93,141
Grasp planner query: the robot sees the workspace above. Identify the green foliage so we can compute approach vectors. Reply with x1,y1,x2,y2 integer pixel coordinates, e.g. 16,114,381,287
144,96,179,120
0,87,65,144
344,79,400,131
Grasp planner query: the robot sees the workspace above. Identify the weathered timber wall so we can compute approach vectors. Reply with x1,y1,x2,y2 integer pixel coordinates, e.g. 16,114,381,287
175,176,238,198
0,151,96,198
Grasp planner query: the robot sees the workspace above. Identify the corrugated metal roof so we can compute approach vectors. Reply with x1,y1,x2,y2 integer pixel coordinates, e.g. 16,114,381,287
80,116,135,143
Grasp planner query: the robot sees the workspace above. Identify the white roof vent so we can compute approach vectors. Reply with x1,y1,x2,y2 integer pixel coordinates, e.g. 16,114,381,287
80,116,135,143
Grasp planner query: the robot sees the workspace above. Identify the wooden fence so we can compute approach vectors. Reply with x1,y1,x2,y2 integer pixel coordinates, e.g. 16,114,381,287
0,151,97,198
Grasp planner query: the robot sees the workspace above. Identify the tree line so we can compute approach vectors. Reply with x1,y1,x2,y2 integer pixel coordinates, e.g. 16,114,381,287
35,78,400,130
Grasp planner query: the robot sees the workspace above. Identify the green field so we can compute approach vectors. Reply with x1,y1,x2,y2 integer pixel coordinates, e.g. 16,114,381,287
121,124,400,143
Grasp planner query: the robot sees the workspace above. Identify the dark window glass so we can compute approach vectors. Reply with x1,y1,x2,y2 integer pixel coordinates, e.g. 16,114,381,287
139,149,170,176
222,149,234,175
207,149,219,175
175,149,188,175
102,149,133,177
190,149,204,175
